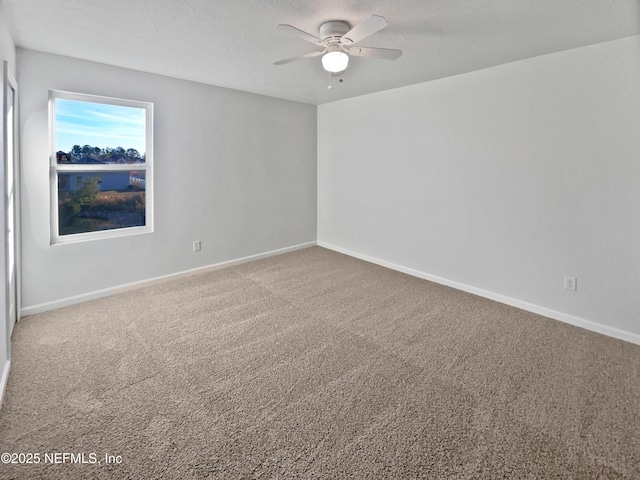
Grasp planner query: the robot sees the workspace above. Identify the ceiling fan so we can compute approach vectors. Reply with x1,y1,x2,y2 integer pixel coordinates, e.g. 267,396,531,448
274,15,402,74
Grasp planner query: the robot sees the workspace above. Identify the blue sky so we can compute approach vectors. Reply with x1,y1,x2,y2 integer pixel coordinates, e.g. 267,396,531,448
55,98,146,154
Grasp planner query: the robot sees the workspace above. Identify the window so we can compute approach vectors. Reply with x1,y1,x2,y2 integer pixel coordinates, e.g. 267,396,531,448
49,91,153,243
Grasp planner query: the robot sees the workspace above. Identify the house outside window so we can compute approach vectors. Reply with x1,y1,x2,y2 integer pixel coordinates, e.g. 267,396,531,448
49,91,153,243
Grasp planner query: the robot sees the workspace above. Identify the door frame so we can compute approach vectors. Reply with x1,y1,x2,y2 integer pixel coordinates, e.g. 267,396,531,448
4,60,21,343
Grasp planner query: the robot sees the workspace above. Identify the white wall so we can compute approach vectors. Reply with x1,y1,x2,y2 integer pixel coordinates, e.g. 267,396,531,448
0,13,16,402
19,49,317,312
318,36,640,343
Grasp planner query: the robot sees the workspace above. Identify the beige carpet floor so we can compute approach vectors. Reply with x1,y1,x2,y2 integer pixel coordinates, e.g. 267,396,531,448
0,246,638,479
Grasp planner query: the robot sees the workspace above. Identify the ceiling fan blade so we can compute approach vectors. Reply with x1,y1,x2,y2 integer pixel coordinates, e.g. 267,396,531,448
347,46,402,60
277,24,322,45
340,14,388,45
273,49,325,66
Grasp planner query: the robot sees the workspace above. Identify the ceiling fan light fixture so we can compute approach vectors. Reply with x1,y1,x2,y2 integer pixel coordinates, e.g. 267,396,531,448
322,50,349,73
275,15,401,76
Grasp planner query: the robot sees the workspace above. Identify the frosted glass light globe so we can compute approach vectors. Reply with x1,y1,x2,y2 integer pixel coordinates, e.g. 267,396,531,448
322,51,349,73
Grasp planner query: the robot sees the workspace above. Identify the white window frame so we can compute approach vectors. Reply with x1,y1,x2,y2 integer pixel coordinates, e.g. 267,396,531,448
49,90,153,244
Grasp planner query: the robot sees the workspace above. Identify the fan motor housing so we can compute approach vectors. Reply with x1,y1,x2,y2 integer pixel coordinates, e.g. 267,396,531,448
319,20,351,43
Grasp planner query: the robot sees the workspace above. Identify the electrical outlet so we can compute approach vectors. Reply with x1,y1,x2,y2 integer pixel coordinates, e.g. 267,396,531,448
564,276,577,291
347,229,355,238
193,240,201,252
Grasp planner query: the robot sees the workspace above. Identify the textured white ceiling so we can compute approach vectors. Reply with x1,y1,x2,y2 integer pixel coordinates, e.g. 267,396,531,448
1,0,639,105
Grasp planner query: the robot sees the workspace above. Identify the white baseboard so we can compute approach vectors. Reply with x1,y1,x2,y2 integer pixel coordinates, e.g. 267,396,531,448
0,360,10,411
21,241,316,317
21,239,640,347
318,241,640,346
